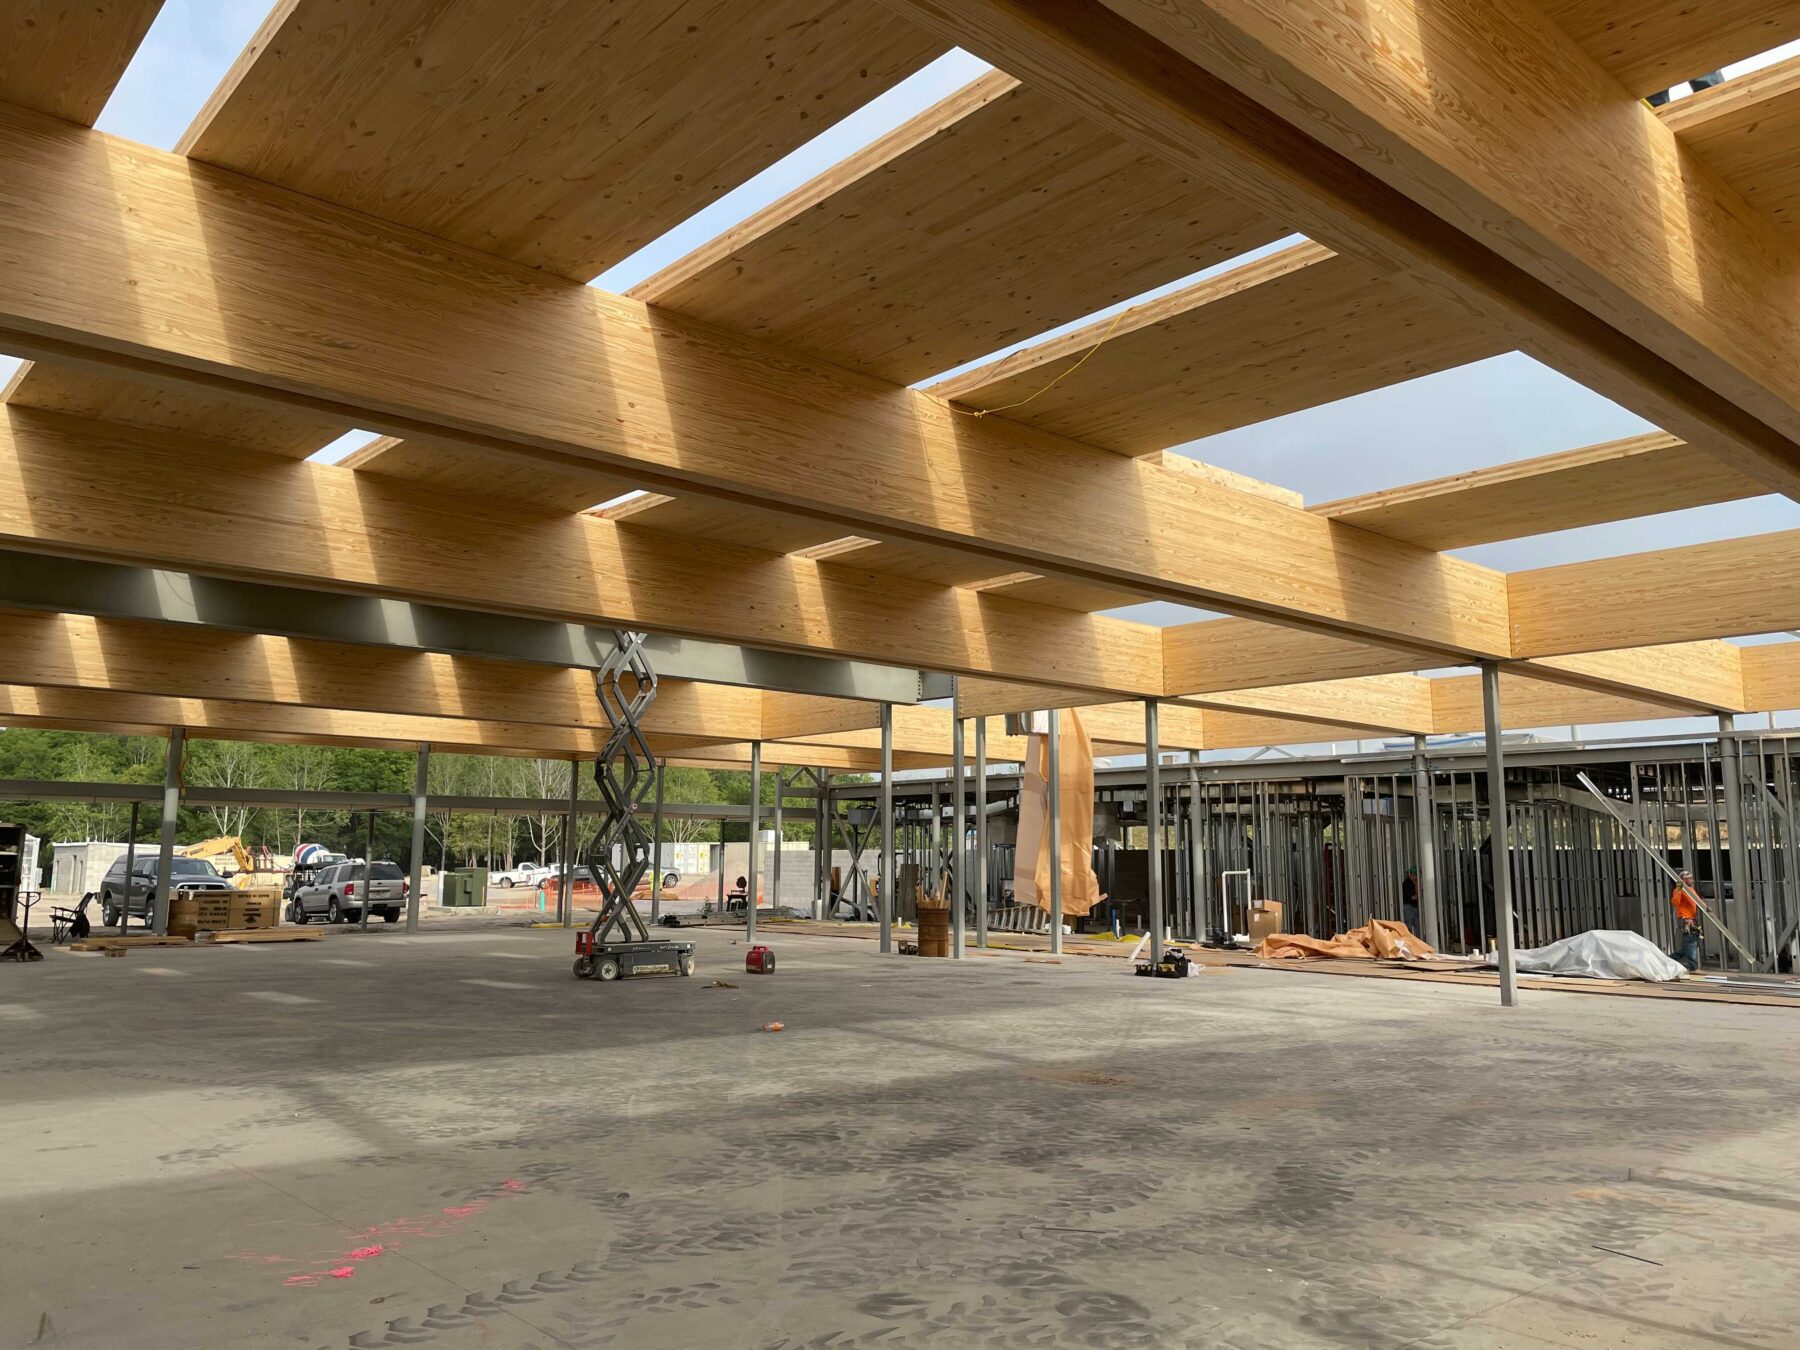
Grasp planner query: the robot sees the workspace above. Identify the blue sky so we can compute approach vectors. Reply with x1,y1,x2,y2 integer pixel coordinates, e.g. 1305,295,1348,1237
4,5,1796,741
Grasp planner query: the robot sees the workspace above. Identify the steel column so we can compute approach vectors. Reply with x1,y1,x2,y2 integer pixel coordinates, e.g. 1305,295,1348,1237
772,768,785,912
879,704,894,954
1718,714,1756,964
150,726,185,936
747,741,761,946
951,698,966,959
815,770,829,920
1146,700,1163,963
358,811,375,930
1048,710,1063,955
407,744,428,932
648,759,665,923
118,801,138,934
1411,734,1442,949
975,718,989,948
560,758,579,928
1481,662,1519,1007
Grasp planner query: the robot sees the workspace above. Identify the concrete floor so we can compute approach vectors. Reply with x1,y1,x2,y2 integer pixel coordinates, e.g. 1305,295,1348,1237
5,927,1800,1350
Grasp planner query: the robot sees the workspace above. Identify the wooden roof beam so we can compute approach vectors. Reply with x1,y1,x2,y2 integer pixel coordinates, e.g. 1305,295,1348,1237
1315,433,1769,551
880,0,1800,496
1660,53,1800,245
0,407,1164,696
0,106,1509,658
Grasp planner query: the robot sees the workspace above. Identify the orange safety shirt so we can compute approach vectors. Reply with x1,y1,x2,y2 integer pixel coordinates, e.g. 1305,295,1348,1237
1672,885,1699,922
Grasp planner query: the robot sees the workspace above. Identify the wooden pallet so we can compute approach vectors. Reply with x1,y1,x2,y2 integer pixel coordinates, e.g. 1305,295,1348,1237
202,928,323,944
68,935,193,951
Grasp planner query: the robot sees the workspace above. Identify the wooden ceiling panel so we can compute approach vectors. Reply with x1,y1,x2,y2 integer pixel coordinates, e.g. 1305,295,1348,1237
0,0,163,124
1541,0,1800,98
3,361,349,457
931,243,1505,456
1663,55,1800,243
806,539,1017,589
975,575,1150,613
181,0,945,281
603,494,855,554
1316,433,1767,551
635,72,1281,383
341,436,643,514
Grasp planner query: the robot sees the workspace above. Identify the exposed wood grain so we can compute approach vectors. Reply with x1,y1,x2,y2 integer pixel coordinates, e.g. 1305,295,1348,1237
1524,642,1748,713
934,242,1502,454
0,608,787,739
4,360,348,457
635,72,1279,383
1739,642,1800,712
180,0,943,281
1193,674,1434,736
1431,672,1690,733
0,106,1509,655
879,0,1800,496
1541,0,1800,98
0,0,162,124
602,493,849,554
1163,618,1433,696
342,434,639,512
0,407,1165,694
1315,433,1767,550
1509,531,1800,656
1662,54,1800,244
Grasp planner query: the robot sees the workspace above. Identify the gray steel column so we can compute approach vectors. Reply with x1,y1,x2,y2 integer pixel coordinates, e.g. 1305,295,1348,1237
1047,710,1063,955
951,699,966,959
118,801,139,934
1480,661,1519,1007
879,704,894,954
975,718,989,948
560,758,580,928
649,759,665,924
772,769,784,913
1411,734,1442,950
815,770,830,920
930,783,942,899
1146,701,1164,963
150,726,185,936
746,741,762,946
1187,766,1205,942
406,744,428,932
1718,714,1756,963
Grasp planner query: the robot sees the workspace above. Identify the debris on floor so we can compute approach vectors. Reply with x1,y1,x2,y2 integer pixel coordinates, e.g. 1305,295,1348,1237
708,979,738,989
760,1021,784,1032
1500,930,1686,982
1256,919,1434,962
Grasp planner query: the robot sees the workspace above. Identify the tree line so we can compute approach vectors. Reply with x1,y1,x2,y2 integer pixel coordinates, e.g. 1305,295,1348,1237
0,728,837,880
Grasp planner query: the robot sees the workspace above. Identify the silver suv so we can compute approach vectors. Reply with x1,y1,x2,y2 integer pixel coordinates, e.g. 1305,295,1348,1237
99,855,232,927
289,860,407,924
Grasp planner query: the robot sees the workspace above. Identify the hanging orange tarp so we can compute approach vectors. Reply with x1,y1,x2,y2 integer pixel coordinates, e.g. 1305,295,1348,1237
1011,708,1104,918
1256,919,1436,962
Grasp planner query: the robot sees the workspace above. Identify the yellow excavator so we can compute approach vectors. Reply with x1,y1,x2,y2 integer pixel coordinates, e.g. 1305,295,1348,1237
179,836,260,889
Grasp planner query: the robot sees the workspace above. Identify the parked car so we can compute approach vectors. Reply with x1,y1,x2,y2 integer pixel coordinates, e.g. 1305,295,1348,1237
491,864,541,888
288,860,407,924
98,855,233,927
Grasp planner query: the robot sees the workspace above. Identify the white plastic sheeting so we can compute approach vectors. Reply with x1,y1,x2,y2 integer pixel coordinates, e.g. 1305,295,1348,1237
1500,930,1687,983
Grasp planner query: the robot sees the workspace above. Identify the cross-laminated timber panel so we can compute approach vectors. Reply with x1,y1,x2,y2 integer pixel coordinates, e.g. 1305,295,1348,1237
0,0,162,124
0,105,1509,658
878,0,1800,496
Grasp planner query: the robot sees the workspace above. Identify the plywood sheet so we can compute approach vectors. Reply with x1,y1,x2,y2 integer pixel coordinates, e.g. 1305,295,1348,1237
1541,0,1800,98
1663,55,1800,243
636,73,1279,383
932,243,1504,456
4,362,348,457
0,0,162,124
341,435,642,514
182,0,944,281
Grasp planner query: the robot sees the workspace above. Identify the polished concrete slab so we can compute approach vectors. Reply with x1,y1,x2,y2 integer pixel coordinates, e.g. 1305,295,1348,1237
4,926,1799,1349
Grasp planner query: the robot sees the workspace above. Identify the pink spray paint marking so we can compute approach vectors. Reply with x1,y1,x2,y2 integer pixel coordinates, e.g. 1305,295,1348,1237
253,1181,528,1290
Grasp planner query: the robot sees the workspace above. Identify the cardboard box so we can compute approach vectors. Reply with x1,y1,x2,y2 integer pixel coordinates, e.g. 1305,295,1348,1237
1248,899,1285,946
229,892,280,930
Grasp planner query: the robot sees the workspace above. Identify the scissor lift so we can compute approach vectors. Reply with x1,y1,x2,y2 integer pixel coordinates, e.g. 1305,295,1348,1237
571,631,695,983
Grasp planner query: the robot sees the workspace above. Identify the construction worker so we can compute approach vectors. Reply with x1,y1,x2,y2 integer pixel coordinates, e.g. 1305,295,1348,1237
1670,869,1702,971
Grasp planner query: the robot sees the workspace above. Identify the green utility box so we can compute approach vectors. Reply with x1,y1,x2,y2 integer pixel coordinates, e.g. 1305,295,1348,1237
440,867,489,907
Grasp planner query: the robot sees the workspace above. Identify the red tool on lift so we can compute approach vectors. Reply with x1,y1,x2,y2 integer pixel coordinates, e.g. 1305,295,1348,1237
745,945,776,974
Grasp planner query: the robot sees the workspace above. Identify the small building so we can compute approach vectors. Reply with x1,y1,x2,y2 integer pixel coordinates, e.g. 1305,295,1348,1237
50,840,130,898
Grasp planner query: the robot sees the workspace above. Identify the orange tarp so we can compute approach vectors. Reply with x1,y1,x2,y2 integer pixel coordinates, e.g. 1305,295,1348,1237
1011,708,1104,918
1256,919,1436,962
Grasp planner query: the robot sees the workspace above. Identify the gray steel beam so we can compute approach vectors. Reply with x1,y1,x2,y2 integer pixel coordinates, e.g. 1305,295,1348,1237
1718,714,1758,963
1411,734,1442,950
560,759,580,929
951,696,965,959
1048,710,1063,956
1146,700,1163,963
880,705,894,955
747,741,762,947
0,547,945,704
975,719,989,949
649,761,665,924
